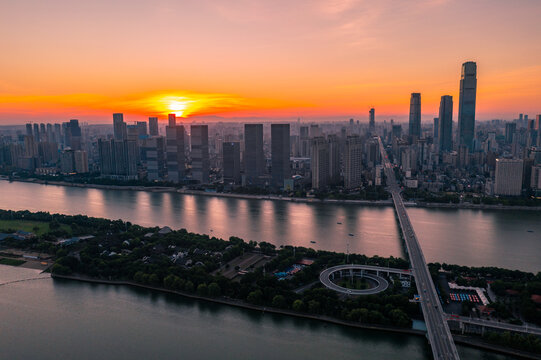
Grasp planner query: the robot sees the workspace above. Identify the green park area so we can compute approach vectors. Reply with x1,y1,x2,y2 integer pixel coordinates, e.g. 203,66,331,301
0,258,26,266
0,219,71,236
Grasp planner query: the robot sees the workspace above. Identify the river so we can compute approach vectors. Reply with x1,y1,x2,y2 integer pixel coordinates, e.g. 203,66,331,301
1,180,540,272
0,265,515,360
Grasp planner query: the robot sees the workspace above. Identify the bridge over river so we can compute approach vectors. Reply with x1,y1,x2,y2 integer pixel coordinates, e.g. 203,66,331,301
378,137,460,360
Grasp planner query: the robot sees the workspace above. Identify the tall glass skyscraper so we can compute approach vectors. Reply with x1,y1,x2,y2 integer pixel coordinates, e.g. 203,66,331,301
408,93,421,140
244,124,265,185
438,95,453,152
271,124,290,188
368,108,375,134
457,61,477,151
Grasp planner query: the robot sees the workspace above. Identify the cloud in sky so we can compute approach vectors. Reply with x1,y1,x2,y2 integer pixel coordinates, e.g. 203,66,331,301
1,0,540,123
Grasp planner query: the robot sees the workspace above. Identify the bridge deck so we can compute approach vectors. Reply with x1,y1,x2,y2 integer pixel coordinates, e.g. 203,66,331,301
379,137,460,360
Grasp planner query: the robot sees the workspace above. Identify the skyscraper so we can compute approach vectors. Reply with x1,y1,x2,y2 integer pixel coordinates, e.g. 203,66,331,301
223,142,241,185
535,115,541,147
438,95,453,152
136,121,148,137
67,119,81,150
369,108,375,134
244,124,265,185
344,135,362,189
191,125,209,184
166,124,185,183
311,137,329,189
98,138,138,180
494,158,523,196
168,114,176,127
505,122,516,145
141,136,166,181
271,124,290,188
327,135,341,185
149,117,159,136
113,113,127,141
433,118,439,141
457,61,477,151
408,93,421,140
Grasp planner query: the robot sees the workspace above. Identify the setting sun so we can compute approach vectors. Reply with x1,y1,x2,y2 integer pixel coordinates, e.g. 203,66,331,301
161,96,191,117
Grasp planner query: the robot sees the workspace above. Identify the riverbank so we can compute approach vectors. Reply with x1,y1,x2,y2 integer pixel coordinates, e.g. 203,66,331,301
52,273,541,360
5,177,541,211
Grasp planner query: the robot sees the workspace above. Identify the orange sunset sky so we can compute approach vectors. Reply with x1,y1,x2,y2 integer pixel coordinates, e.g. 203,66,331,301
1,0,540,124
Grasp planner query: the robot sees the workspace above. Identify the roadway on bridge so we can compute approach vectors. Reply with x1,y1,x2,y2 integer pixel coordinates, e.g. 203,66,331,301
378,137,460,360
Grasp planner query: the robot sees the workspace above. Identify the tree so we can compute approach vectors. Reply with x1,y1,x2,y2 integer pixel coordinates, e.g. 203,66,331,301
208,282,221,297
292,299,304,312
149,274,160,285
271,295,286,308
247,289,263,305
197,283,208,296
184,280,195,293
163,274,176,289
308,300,320,314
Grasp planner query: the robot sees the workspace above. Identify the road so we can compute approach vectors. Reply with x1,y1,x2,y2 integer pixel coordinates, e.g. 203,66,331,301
319,264,395,295
447,315,541,336
378,137,460,360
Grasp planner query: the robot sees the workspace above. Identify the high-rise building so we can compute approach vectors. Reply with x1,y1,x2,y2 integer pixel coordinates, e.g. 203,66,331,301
223,142,241,185
438,95,453,152
54,124,62,145
494,158,523,196
505,122,516,144
113,113,127,141
433,118,439,141
369,108,375,134
166,125,185,183
191,125,209,184
33,124,40,142
271,124,290,188
136,122,148,137
168,114,176,127
126,125,139,142
311,137,329,189
73,150,89,173
98,138,138,180
141,136,166,181
535,115,541,147
244,124,265,185
344,135,362,189
391,124,402,139
457,61,477,151
149,117,159,136
60,150,75,174
327,135,341,185
66,119,82,150
299,125,310,158
408,93,421,140
25,123,33,136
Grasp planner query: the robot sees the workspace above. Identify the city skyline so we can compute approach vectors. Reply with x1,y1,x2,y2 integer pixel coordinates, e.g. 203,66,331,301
2,0,541,124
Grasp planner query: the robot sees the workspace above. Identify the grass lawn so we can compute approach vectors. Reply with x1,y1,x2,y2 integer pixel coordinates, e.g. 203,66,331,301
0,219,71,236
0,258,26,266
